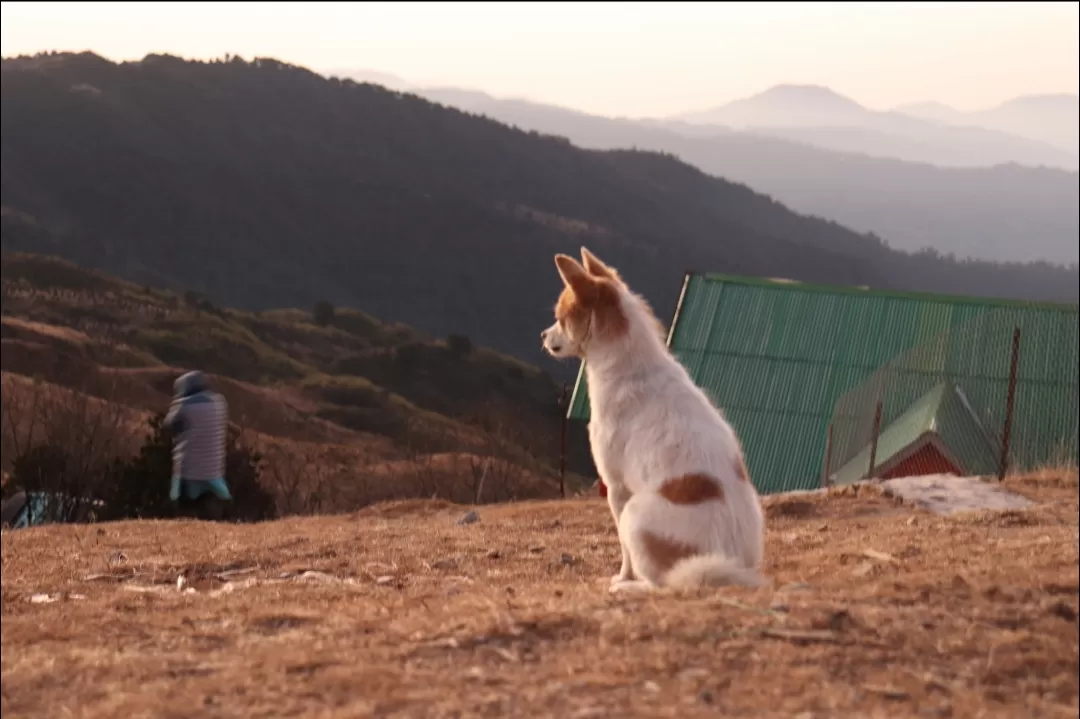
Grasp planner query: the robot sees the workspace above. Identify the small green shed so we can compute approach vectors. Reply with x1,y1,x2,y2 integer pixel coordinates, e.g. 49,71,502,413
567,273,1078,494
829,381,1002,485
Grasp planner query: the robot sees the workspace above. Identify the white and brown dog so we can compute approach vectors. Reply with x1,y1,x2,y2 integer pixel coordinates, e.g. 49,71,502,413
542,248,766,593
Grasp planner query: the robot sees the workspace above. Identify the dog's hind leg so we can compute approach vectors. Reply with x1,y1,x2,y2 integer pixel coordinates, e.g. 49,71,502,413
615,490,764,592
612,491,676,591
614,491,726,592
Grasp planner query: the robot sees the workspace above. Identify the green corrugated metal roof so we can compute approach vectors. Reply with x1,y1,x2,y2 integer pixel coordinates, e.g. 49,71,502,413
832,383,949,485
831,382,1000,485
936,384,1003,477
567,273,1079,495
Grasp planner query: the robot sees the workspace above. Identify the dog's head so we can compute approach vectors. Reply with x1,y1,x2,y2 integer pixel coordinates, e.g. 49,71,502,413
541,247,629,359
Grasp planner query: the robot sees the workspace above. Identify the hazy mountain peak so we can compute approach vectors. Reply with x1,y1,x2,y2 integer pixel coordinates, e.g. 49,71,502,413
675,83,870,128
752,83,864,110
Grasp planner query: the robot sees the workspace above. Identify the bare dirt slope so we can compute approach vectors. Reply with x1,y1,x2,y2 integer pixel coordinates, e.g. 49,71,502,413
2,473,1077,719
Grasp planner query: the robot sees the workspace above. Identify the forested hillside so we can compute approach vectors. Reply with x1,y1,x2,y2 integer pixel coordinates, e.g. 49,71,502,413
2,52,1076,369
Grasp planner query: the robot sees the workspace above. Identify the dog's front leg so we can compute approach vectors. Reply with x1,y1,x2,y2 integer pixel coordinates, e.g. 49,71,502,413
605,479,635,584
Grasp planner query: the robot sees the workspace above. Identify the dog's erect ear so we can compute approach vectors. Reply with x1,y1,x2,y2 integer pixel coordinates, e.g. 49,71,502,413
555,254,596,297
580,247,618,281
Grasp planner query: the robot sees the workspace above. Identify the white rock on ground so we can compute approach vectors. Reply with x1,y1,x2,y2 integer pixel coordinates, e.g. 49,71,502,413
878,474,1034,516
456,510,480,525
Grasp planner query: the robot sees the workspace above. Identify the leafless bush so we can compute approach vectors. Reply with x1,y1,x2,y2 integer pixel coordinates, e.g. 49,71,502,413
0,373,143,511
257,441,351,515
391,401,559,505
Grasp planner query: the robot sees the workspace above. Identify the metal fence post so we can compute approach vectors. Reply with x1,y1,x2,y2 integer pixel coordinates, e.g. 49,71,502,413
558,382,569,498
822,423,834,488
866,400,883,480
997,327,1021,482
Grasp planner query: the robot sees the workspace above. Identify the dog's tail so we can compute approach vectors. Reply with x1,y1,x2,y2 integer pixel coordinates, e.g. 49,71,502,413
665,553,768,590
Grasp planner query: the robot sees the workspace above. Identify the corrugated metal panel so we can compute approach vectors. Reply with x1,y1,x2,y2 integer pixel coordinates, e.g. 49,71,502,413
568,273,1078,495
830,305,1079,479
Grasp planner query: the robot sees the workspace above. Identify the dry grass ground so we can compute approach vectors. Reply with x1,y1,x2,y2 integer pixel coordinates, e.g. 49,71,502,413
2,472,1077,719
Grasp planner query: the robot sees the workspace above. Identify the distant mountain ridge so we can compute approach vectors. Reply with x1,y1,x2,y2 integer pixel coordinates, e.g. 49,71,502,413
896,93,1079,155
2,53,1076,376
671,84,1078,170
418,87,1079,266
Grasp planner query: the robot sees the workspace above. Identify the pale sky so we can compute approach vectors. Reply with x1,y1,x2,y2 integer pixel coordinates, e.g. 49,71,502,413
2,1,1077,117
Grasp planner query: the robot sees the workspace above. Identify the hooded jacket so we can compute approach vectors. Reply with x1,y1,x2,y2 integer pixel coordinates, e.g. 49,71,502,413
163,371,229,481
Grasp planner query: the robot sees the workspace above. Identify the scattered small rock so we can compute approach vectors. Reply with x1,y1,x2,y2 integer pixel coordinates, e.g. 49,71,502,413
678,668,709,681
27,590,85,603
123,584,173,595
907,516,918,526
558,553,576,565
779,582,812,592
852,562,876,577
863,548,899,564
215,567,258,580
429,557,458,570
294,571,339,583
375,575,395,586
643,680,660,693
761,628,840,645
485,549,501,560
698,690,714,705
824,609,858,633
864,684,911,701
457,511,480,525
1048,601,1077,622
528,545,546,554
554,590,563,598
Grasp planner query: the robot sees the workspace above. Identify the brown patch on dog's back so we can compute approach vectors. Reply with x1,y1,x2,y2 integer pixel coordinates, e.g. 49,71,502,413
641,531,699,574
658,473,724,504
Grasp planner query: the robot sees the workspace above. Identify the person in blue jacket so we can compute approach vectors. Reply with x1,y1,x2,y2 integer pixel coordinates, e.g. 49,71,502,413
163,370,232,519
